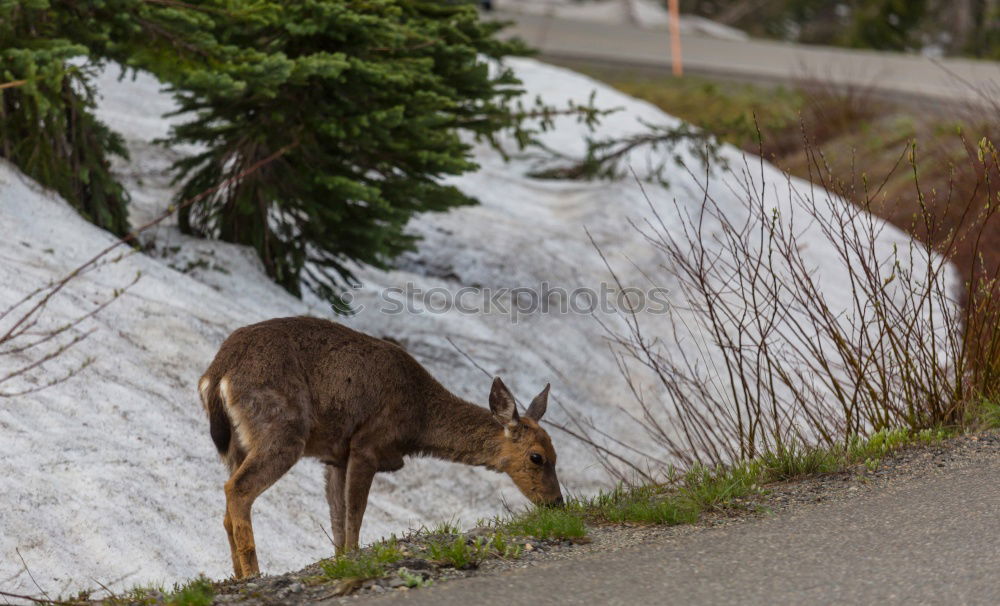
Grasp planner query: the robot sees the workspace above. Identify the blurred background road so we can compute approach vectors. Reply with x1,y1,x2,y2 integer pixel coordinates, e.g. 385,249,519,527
490,10,1000,108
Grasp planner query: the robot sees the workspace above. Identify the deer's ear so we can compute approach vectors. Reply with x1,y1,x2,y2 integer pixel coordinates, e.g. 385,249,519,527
525,383,550,421
489,377,518,424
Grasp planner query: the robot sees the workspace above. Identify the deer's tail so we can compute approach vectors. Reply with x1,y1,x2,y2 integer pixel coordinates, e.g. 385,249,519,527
199,375,232,457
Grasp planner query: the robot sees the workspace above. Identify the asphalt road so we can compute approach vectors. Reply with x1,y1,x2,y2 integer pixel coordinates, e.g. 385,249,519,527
363,456,1000,605
492,11,1000,109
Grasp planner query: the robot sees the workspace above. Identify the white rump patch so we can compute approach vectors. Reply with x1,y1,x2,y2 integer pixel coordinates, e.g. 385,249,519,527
218,376,232,406
218,377,250,451
198,377,212,403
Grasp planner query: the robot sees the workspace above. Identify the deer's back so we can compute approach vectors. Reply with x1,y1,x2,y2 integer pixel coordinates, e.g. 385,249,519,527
203,316,439,463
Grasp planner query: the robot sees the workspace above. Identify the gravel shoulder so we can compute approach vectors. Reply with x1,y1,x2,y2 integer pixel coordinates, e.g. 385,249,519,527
214,432,1000,605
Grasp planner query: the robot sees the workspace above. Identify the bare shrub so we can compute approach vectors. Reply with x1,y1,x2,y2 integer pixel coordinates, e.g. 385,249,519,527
0,144,294,398
573,139,999,475
0,253,139,397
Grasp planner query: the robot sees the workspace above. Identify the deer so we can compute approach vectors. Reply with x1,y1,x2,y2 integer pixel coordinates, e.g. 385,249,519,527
198,316,563,579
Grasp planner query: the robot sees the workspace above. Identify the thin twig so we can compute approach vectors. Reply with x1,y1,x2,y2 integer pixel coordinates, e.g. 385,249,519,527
0,590,83,606
445,337,495,382
15,548,51,603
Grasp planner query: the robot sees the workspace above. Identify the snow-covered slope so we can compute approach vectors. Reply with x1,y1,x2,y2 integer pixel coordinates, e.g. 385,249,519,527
0,58,952,594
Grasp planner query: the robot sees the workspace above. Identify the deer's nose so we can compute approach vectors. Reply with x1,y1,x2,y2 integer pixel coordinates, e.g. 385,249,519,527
552,495,564,507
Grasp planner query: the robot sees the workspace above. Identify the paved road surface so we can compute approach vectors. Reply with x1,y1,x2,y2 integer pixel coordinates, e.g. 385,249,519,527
492,11,1000,109
364,456,1000,604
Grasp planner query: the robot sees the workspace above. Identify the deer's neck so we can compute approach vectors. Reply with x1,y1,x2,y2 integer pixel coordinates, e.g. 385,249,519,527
417,390,503,471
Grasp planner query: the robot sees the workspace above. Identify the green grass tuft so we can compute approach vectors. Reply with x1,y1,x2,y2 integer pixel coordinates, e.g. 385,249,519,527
971,398,1000,428
680,462,760,510
165,576,214,606
760,443,842,482
846,428,911,462
427,536,490,569
104,577,214,606
426,519,461,537
502,506,588,540
915,427,952,444
487,532,524,559
604,495,699,525
574,484,698,526
320,538,402,580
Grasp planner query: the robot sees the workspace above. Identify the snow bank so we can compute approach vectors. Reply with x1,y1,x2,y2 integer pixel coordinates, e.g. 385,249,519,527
0,58,952,594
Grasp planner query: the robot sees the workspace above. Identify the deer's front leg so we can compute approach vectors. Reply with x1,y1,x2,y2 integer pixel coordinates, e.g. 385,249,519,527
343,451,377,552
324,464,347,555
223,510,243,578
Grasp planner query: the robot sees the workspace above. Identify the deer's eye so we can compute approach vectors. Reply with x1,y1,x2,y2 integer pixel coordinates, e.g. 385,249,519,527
529,453,544,466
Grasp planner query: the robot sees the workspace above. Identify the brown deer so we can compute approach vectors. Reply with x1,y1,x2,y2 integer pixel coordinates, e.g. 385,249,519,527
198,316,562,579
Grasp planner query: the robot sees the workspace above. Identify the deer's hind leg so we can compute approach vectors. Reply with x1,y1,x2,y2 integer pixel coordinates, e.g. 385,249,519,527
324,464,347,555
222,446,247,578
226,443,302,578
223,393,306,578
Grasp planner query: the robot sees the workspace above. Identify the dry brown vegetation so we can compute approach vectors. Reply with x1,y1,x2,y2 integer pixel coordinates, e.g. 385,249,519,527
540,64,1000,478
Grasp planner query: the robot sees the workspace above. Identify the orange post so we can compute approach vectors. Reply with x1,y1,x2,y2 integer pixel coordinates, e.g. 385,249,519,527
668,0,683,76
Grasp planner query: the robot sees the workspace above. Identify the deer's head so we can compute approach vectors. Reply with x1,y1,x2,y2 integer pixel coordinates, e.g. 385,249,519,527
488,377,563,507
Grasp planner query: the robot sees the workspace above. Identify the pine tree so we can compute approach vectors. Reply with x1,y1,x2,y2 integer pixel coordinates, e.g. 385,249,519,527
0,2,130,236
160,1,531,306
